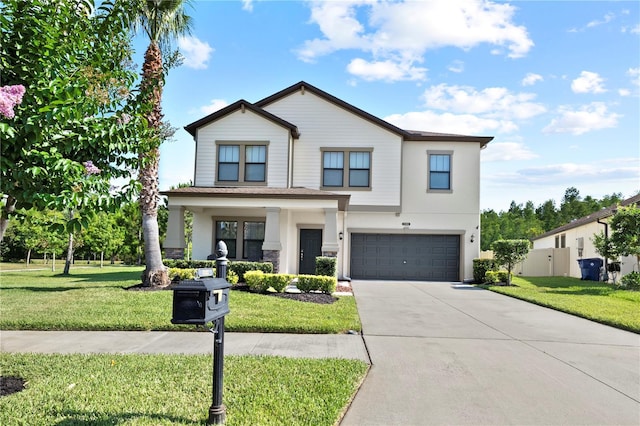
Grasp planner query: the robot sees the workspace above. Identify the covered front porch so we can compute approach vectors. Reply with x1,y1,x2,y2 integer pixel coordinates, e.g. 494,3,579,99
162,187,350,274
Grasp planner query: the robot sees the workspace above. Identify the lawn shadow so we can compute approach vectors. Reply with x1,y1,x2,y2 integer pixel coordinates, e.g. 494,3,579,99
57,270,142,283
56,410,202,425
547,287,615,296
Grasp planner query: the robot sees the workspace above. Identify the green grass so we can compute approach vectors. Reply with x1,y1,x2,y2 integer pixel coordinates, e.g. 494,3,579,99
486,276,640,333
0,267,361,333
0,352,369,426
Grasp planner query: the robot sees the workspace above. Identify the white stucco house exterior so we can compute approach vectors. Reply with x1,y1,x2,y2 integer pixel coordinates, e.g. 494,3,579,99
525,194,640,279
162,81,493,282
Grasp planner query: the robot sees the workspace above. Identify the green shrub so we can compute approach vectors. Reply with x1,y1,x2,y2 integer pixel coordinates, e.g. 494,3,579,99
485,270,509,284
297,275,338,294
229,261,274,282
264,274,295,293
315,257,337,276
227,270,239,285
619,271,640,290
163,259,215,269
244,270,265,292
168,267,239,285
168,268,195,281
473,258,496,283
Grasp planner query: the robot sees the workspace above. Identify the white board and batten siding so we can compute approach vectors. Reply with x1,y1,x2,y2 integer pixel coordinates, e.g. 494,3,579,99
263,90,402,207
193,109,291,187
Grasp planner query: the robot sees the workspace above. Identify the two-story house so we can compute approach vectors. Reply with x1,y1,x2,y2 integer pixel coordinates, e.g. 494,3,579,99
162,81,493,282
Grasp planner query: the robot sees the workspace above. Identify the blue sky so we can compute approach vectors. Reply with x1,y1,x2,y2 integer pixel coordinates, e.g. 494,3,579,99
132,0,640,212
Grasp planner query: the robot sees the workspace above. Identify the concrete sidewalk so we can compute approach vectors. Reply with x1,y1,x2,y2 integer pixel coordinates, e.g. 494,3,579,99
0,330,369,361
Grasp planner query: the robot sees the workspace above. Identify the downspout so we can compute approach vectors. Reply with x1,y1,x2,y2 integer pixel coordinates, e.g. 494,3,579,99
597,217,608,271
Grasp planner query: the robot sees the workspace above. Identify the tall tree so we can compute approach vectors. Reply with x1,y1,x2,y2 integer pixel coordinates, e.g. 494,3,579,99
130,0,193,286
0,0,146,243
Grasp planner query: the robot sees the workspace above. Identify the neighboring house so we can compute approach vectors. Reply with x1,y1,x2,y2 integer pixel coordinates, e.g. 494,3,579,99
519,194,640,279
162,81,493,282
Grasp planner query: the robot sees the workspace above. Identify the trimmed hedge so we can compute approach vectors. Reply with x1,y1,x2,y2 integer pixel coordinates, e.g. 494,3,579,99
230,261,273,282
163,259,273,283
484,270,509,284
297,274,337,294
315,257,337,276
245,271,293,292
473,258,496,283
168,267,239,285
245,271,337,294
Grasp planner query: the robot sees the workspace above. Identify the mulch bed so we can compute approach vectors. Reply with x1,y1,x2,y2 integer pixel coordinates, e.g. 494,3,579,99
1,376,25,397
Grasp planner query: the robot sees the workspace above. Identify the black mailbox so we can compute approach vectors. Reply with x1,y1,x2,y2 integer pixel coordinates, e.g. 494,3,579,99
171,277,230,325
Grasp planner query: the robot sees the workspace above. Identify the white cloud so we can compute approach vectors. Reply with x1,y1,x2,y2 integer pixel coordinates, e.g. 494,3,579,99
385,110,517,135
200,99,229,115
510,160,640,184
241,0,253,12
347,58,427,82
297,0,533,82
522,73,543,86
448,60,464,73
481,142,538,162
628,67,640,86
178,36,214,70
542,102,620,135
421,84,546,119
586,12,615,28
571,71,606,93
618,88,631,96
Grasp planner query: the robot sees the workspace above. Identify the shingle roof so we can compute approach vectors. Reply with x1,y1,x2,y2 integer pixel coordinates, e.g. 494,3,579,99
160,186,351,211
184,81,493,146
531,193,640,240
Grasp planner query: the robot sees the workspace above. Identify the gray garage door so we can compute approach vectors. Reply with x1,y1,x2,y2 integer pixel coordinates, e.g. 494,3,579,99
350,233,460,281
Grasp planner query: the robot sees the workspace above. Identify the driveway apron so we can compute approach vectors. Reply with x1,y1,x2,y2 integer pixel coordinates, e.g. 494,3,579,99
341,281,640,426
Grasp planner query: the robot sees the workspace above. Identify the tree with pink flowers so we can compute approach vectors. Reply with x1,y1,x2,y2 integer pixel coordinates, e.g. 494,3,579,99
0,0,150,244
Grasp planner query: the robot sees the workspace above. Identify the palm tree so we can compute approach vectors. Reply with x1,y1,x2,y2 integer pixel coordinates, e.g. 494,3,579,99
131,0,193,286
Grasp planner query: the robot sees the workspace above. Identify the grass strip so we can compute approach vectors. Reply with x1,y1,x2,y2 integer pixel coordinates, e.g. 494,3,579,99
0,353,368,426
0,267,360,334
486,276,640,333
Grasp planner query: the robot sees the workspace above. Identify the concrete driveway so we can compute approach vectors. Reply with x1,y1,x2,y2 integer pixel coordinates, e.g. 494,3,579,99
341,281,640,426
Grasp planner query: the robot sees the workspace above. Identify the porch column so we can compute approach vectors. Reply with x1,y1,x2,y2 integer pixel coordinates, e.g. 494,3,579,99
164,206,185,259
321,208,339,257
262,207,282,272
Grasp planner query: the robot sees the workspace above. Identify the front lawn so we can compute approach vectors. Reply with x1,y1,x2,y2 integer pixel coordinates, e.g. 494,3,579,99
0,352,368,426
486,276,640,333
0,267,361,333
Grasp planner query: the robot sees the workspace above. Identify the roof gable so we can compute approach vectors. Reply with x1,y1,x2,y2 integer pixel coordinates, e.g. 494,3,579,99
184,100,300,138
184,81,492,146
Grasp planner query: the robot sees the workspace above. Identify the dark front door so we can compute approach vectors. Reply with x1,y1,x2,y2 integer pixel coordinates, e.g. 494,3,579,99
299,229,322,274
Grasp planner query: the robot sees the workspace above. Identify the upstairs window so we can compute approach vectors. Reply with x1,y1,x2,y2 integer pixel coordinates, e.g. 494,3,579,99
428,151,452,192
321,148,372,190
218,146,240,182
323,151,344,187
216,142,268,184
245,145,266,182
349,152,370,187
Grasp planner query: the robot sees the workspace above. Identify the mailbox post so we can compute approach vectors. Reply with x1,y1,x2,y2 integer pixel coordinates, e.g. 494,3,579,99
170,240,230,425
209,242,228,425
